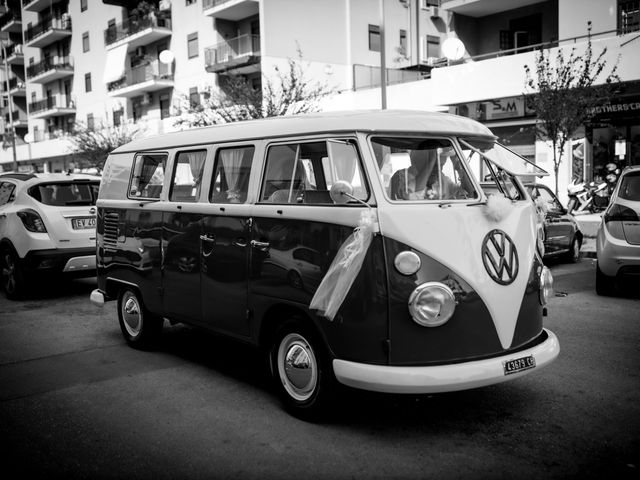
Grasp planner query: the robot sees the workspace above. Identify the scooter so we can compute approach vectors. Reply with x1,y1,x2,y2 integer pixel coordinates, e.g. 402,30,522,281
567,180,608,214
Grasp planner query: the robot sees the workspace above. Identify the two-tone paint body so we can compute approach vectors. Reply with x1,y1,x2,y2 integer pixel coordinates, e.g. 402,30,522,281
93,110,559,395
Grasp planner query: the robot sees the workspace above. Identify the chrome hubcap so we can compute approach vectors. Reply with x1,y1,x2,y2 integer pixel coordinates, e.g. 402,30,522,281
277,333,317,402
122,293,142,337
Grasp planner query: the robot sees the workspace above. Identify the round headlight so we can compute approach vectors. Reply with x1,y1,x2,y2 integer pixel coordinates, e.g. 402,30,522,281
539,266,553,305
408,282,456,327
394,251,421,276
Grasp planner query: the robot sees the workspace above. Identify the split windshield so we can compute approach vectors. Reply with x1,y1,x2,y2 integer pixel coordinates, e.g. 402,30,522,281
370,136,478,202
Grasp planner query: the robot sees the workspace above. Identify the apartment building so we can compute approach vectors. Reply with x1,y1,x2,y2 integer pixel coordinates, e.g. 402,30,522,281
0,0,444,173
0,0,639,201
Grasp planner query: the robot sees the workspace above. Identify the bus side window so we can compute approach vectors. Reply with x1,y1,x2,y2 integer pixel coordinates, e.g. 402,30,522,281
170,150,207,202
209,145,254,203
129,153,167,199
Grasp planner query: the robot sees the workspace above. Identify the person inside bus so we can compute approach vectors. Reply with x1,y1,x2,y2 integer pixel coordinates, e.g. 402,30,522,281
390,148,464,200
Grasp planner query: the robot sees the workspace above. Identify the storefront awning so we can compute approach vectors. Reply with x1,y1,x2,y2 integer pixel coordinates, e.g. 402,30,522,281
103,44,129,84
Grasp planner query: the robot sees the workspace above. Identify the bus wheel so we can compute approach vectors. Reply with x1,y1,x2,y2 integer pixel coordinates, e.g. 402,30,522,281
270,320,334,420
117,288,163,349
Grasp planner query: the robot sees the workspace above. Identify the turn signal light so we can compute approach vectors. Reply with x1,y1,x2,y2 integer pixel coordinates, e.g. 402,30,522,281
17,209,47,233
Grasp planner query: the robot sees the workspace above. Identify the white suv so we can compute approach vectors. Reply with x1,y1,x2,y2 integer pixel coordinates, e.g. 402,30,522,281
0,172,101,299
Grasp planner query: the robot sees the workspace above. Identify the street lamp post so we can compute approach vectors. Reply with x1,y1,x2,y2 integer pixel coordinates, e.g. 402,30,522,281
379,0,387,110
0,33,18,172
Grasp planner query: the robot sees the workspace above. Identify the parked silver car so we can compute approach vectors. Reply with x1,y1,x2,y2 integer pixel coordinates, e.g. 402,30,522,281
596,165,640,295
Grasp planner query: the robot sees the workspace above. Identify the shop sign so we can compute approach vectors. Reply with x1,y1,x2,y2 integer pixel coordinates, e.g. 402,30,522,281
453,96,533,121
588,99,640,118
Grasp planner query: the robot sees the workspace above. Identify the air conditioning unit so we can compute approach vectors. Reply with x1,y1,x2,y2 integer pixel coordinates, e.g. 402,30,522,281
430,7,440,18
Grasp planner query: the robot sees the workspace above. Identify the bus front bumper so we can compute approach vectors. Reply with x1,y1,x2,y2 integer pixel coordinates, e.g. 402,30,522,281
332,329,559,394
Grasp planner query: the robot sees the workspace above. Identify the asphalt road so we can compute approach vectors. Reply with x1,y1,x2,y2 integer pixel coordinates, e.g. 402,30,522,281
0,259,639,479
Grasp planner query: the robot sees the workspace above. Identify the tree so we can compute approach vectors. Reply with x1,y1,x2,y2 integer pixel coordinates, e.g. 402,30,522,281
524,22,620,195
68,122,140,173
174,51,335,128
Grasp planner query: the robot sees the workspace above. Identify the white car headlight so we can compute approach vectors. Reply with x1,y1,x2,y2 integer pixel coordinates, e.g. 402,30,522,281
408,282,456,327
539,266,553,305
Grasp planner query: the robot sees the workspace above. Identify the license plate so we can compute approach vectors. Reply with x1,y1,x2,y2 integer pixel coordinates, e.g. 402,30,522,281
503,355,536,375
72,217,96,230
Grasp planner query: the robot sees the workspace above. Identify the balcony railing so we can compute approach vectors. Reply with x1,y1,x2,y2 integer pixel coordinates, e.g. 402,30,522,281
107,60,173,92
205,34,260,72
28,96,75,114
24,14,71,43
4,110,27,125
5,76,26,91
203,0,235,8
104,13,172,47
2,42,22,58
353,64,427,91
26,55,73,79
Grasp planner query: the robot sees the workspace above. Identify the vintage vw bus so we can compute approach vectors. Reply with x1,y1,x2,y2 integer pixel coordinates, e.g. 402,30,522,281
91,110,558,418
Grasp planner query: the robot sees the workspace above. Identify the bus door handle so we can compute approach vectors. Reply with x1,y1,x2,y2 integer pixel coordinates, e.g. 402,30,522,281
200,234,215,257
250,240,270,252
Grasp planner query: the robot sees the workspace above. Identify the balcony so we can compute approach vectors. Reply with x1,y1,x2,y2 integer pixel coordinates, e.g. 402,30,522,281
203,0,259,21
2,42,23,65
0,11,21,33
2,76,26,96
441,0,544,17
28,96,76,119
107,60,174,98
4,110,28,129
26,56,73,83
22,0,59,12
24,15,72,48
104,13,172,51
353,64,427,91
205,34,260,74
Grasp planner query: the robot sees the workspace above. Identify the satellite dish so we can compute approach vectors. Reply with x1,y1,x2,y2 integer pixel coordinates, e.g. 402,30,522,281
159,49,175,65
442,37,465,61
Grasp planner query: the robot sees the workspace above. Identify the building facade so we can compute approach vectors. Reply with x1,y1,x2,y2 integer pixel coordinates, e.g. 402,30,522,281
0,0,639,204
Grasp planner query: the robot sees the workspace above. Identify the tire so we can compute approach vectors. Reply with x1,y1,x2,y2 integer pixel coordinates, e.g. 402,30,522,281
1,248,27,300
566,237,581,263
595,264,615,296
117,288,163,349
270,318,335,420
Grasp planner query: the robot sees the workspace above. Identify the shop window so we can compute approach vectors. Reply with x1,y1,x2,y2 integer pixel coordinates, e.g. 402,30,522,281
619,0,640,33
210,146,255,203
170,150,207,202
368,25,380,52
129,154,167,199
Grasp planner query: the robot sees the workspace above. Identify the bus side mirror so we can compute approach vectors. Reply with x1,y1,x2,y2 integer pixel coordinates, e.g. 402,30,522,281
330,181,354,204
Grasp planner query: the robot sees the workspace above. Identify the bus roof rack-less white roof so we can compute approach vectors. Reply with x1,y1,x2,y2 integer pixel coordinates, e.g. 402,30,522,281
112,110,496,154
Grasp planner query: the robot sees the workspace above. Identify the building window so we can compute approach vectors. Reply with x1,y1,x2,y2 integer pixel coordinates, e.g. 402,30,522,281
619,0,640,33
82,32,90,52
399,29,407,56
421,35,440,62
87,113,94,130
186,0,196,5
113,109,123,127
81,0,88,11
368,24,380,52
187,32,199,59
85,73,92,92
189,87,200,108
160,94,171,119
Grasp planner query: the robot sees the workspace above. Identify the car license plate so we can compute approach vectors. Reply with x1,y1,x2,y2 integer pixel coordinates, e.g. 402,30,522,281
72,217,96,230
503,355,536,375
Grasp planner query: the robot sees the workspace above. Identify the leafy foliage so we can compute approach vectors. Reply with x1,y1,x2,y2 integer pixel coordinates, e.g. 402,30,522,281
68,122,140,173
174,52,334,127
524,23,620,194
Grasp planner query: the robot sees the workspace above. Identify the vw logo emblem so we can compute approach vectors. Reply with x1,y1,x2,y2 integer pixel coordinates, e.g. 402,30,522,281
482,229,519,285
